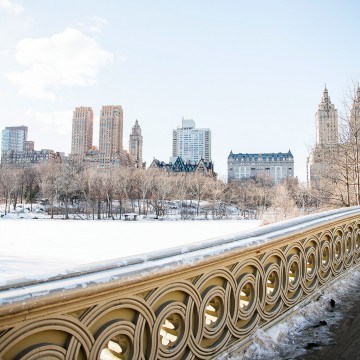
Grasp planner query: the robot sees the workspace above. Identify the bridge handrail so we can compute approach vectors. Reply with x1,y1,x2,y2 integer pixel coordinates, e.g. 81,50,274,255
1,207,359,306
1,206,360,359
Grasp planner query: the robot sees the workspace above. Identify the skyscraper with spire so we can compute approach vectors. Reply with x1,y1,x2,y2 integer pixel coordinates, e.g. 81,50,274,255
315,87,338,146
129,119,143,168
307,86,339,186
350,86,360,137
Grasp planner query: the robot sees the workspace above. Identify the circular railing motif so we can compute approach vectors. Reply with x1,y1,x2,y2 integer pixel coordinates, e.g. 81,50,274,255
302,243,318,294
354,226,360,263
231,260,261,337
159,313,183,347
1,218,360,360
239,282,254,311
318,236,332,284
204,296,222,327
100,334,131,360
306,251,316,277
356,231,360,251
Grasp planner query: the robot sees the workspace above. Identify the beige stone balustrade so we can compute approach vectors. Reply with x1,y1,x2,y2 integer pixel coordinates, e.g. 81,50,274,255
1,207,360,359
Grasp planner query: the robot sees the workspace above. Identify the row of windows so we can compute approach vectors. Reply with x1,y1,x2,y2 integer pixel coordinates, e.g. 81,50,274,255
232,157,292,162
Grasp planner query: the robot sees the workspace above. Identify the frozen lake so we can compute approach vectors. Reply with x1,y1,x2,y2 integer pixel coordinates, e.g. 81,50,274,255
0,219,261,281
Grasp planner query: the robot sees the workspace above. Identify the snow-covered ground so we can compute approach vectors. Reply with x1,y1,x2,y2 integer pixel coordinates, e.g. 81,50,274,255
0,202,254,221
2,206,359,284
0,219,261,281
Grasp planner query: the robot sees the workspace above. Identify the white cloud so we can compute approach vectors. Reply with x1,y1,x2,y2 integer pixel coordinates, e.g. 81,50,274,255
6,28,114,100
76,16,108,35
0,0,24,13
26,109,73,136
88,16,108,33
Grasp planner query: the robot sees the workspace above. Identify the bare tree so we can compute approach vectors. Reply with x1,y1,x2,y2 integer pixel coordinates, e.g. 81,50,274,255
207,179,227,219
101,169,116,218
114,167,132,219
46,162,62,218
57,161,83,219
23,166,39,211
132,168,155,215
270,183,298,222
244,173,274,217
170,173,193,219
149,169,172,218
79,166,99,219
0,166,20,215
189,173,210,216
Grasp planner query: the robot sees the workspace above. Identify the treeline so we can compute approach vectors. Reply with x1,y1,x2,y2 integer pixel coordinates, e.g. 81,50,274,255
0,161,322,221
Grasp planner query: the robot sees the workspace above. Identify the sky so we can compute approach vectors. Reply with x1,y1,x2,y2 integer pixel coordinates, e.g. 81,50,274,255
0,0,359,181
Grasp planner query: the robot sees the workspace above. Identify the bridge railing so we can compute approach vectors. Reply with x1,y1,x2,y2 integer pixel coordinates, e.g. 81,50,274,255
1,207,360,360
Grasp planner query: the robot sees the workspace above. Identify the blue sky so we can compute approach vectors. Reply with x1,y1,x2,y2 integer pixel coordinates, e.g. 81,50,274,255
0,0,359,180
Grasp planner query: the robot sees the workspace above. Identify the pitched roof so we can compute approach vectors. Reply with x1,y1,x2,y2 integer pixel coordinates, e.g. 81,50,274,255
228,150,293,160
150,156,213,173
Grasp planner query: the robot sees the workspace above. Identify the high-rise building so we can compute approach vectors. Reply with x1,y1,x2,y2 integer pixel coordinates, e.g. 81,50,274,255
172,118,211,163
1,126,28,153
350,86,360,136
129,120,143,168
71,107,93,159
1,125,28,163
99,105,124,166
227,151,294,184
308,87,339,186
315,87,339,146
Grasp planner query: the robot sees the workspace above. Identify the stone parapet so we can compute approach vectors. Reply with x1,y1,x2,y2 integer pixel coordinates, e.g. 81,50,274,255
1,207,360,359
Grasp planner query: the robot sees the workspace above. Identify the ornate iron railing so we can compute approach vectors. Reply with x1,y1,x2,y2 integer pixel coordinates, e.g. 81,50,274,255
1,207,360,359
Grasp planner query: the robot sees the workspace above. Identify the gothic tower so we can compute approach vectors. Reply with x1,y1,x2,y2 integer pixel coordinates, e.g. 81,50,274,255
129,120,143,168
350,86,360,137
308,87,339,187
315,87,338,146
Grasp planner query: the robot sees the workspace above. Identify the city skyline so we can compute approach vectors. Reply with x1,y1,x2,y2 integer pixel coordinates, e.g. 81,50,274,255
1,1,360,180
